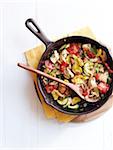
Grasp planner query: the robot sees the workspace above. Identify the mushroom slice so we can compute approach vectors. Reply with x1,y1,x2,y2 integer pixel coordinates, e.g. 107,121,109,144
67,68,74,78
88,77,97,88
82,44,91,50
50,50,60,64
85,88,100,102
60,49,69,62
98,71,109,83
84,61,94,76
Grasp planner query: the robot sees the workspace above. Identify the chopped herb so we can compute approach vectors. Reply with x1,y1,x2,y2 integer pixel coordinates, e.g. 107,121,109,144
90,45,97,54
107,76,111,84
59,44,69,51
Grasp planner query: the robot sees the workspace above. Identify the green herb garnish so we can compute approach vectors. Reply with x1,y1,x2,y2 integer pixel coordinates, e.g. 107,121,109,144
90,45,97,54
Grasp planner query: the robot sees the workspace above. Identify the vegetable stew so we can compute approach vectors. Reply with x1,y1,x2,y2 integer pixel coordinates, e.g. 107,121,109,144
41,43,112,110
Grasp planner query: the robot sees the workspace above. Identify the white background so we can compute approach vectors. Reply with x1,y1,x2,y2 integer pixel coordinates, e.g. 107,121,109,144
0,0,113,150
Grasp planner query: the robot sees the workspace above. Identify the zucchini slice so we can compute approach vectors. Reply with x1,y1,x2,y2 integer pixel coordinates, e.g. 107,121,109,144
57,98,68,105
72,97,81,105
68,104,79,109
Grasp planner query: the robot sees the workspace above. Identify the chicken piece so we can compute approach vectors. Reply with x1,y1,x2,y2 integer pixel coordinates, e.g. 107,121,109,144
82,44,91,51
58,83,67,94
67,68,74,78
86,87,100,102
84,61,94,76
50,50,60,64
63,69,71,79
98,71,109,83
60,49,69,62
64,87,71,96
88,77,97,88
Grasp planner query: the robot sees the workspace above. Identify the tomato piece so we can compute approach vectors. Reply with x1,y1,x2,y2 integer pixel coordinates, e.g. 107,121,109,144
81,87,88,96
45,84,57,93
76,52,80,56
45,60,55,70
86,50,95,58
67,43,80,55
60,61,69,72
82,90,88,96
97,82,109,94
95,73,100,80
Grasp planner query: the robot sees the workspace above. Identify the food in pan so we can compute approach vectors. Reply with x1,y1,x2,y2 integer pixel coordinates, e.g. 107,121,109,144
41,43,112,110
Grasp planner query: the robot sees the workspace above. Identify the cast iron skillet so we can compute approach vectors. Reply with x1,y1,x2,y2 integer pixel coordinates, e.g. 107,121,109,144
25,18,113,115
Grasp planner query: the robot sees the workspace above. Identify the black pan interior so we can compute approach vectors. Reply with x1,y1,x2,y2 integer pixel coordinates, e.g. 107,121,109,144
37,36,113,115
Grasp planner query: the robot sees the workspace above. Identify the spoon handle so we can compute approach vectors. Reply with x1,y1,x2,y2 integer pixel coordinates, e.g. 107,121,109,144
17,63,67,85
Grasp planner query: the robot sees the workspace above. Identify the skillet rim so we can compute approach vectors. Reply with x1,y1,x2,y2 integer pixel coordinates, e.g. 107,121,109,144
37,35,113,115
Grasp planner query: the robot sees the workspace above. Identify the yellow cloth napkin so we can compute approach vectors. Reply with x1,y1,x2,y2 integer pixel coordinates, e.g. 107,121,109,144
25,27,113,122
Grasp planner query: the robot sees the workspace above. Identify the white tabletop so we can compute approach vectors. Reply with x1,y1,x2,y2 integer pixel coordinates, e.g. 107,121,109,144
0,0,113,149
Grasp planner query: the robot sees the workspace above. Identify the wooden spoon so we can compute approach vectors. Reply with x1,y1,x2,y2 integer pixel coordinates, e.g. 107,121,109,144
17,63,97,102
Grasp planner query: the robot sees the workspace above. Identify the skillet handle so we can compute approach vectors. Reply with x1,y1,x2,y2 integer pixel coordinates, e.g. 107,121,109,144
25,18,52,47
